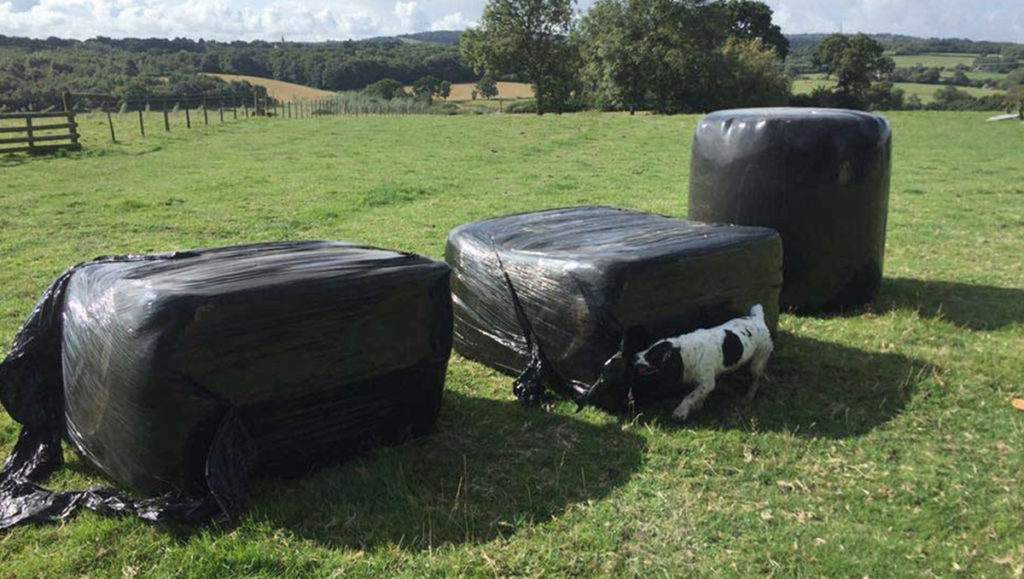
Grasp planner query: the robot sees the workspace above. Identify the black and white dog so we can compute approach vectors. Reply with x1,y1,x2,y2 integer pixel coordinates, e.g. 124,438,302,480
634,304,773,421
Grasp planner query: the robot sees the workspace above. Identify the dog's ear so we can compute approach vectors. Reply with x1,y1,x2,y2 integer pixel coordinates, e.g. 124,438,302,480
648,341,676,368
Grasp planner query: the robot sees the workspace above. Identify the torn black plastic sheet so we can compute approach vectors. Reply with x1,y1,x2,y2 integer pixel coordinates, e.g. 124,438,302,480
1,413,248,529
1,242,453,530
0,250,245,530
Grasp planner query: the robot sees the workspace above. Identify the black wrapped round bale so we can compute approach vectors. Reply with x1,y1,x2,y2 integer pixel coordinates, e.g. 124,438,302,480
446,206,782,408
688,108,892,311
0,241,453,529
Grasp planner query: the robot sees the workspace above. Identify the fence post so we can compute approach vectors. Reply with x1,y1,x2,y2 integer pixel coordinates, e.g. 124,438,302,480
203,95,209,125
163,99,170,132
106,108,116,143
68,111,79,149
25,116,34,154
233,96,238,120
185,104,191,129
138,108,145,136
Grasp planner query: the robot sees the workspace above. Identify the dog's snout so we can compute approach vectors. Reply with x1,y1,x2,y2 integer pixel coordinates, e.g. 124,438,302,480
634,356,658,376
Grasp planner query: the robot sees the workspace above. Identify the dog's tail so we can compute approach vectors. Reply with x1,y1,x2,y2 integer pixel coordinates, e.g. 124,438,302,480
750,303,764,319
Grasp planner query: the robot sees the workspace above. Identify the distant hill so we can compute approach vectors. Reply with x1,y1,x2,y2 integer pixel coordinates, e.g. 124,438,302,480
786,33,1022,56
365,30,462,46
398,31,463,45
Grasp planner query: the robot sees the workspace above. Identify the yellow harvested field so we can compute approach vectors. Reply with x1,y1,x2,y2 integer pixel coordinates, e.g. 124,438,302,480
447,82,534,101
201,73,336,102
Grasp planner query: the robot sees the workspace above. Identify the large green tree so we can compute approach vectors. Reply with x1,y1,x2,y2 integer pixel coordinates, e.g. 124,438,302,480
813,33,895,107
460,0,577,115
711,37,791,109
577,0,786,114
576,0,661,114
722,0,789,58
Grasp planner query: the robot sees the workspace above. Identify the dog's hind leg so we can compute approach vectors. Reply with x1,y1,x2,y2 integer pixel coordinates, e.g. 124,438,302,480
672,377,716,422
745,348,770,402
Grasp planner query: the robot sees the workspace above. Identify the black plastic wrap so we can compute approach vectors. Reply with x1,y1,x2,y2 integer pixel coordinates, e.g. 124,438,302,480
688,107,892,311
446,206,782,410
1,241,453,530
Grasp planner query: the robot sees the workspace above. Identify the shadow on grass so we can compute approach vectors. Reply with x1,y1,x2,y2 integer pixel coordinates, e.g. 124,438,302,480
637,332,932,440
0,154,31,168
871,277,1024,331
246,391,644,550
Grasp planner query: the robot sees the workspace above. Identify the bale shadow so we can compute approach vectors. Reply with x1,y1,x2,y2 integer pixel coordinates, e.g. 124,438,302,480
248,391,644,550
870,277,1024,331
633,332,931,440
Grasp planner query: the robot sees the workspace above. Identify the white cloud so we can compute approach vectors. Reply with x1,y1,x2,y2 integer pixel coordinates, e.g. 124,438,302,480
431,11,467,31
763,0,1024,41
0,0,469,40
0,0,1021,42
393,1,428,32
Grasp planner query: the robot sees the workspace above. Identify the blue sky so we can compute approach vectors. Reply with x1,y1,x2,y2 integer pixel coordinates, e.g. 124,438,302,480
0,0,1021,43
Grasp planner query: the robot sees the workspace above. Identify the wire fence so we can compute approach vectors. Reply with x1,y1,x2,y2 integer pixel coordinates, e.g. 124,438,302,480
59,89,447,145
0,88,456,153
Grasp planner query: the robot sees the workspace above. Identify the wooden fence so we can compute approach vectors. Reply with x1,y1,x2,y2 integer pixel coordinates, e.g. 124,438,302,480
0,111,80,155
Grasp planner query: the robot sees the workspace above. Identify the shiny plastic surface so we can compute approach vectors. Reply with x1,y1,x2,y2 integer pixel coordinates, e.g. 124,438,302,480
688,107,892,311
446,206,782,409
1,241,453,530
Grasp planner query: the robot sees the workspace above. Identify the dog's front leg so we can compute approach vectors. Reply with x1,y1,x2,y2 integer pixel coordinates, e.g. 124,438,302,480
745,376,761,402
672,377,716,422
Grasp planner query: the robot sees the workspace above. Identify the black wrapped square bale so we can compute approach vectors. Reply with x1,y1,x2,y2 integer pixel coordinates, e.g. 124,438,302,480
0,241,453,529
446,206,782,408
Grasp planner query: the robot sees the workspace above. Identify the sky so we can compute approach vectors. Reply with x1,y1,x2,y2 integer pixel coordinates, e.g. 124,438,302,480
0,0,1022,43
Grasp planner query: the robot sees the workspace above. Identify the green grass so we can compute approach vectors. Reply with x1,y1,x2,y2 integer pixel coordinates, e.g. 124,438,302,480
942,70,1008,82
2,111,1023,577
791,77,1005,103
894,82,1004,101
891,53,980,68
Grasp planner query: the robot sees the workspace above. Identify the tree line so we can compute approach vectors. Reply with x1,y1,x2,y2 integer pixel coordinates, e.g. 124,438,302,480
0,34,473,110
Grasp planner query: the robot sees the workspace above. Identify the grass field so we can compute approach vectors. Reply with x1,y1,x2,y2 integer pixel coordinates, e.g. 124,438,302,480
445,82,534,102
792,76,1005,103
891,53,981,68
945,70,1008,82
200,73,534,110
202,73,339,102
1,111,1023,577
